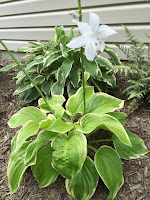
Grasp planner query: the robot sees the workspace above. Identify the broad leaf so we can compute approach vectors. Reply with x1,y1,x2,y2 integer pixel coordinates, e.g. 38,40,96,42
94,146,124,200
41,80,53,97
107,112,127,126
83,55,99,77
39,115,55,128
47,118,73,133
113,130,149,159
31,145,59,188
104,46,121,66
96,55,113,69
44,54,61,68
14,81,32,95
66,156,99,200
76,113,131,146
51,130,87,179
16,120,39,150
70,68,80,88
51,82,64,95
85,93,124,115
7,141,36,195
31,75,45,86
8,107,46,128
66,86,94,116
61,59,74,81
25,131,58,165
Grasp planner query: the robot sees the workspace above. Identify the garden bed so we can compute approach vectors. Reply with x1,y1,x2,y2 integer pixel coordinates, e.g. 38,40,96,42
0,59,149,200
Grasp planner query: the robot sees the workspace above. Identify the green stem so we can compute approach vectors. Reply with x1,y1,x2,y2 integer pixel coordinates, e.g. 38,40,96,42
86,131,95,138
88,139,113,144
78,0,86,114
0,40,51,110
87,145,97,153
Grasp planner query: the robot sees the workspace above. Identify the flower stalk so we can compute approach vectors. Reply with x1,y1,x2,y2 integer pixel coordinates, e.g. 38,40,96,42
78,0,86,115
0,40,52,111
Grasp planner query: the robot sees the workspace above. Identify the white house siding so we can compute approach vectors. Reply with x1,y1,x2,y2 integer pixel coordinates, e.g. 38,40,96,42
0,0,150,59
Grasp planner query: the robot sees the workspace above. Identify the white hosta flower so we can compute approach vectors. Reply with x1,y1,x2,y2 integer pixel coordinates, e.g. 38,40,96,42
67,12,117,61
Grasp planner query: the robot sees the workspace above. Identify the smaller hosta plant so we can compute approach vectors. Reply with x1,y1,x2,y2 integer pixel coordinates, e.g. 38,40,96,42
7,85,148,200
0,29,121,104
111,25,150,109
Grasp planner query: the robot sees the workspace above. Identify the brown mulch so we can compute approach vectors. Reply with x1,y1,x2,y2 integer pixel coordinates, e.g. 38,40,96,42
0,59,150,200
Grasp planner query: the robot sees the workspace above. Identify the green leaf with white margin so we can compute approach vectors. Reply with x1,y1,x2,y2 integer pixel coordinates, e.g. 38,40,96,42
16,120,39,150
8,107,46,128
39,114,56,128
69,68,80,88
113,130,149,159
7,141,36,195
10,131,19,154
85,92,124,115
96,55,113,69
41,80,53,97
51,82,64,95
55,26,65,40
66,156,99,200
25,131,58,165
14,81,32,95
51,130,87,179
94,146,124,200
107,112,127,126
83,55,99,77
66,86,94,116
43,54,61,68
76,113,131,146
0,63,18,72
104,46,121,66
31,75,45,86
61,59,74,81
47,118,73,134
38,96,65,118
31,145,59,188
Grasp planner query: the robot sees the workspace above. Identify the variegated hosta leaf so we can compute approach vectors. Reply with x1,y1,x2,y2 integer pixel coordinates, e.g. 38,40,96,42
83,55,99,77
66,86,94,116
96,55,113,69
66,157,99,200
94,146,124,200
61,59,74,81
76,113,131,146
8,107,46,128
47,118,73,134
51,82,64,96
113,130,149,159
66,86,124,117
16,120,39,150
31,145,59,188
7,141,36,195
38,95,65,118
39,114,55,128
107,112,127,126
51,130,87,179
24,130,58,165
104,46,121,66
85,93,124,115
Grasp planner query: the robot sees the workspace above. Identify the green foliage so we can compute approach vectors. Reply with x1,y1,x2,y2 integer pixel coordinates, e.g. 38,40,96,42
111,25,150,109
7,86,148,199
1,26,121,103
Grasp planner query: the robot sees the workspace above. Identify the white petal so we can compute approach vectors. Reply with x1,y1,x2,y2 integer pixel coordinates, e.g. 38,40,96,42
85,42,97,61
99,40,105,52
77,22,91,36
89,12,100,32
66,35,88,49
97,25,117,39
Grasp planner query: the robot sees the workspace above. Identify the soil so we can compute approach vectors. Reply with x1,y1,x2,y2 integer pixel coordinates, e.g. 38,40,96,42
0,59,150,200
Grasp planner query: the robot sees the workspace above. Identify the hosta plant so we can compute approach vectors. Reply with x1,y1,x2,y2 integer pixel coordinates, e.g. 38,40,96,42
0,28,121,103
7,84,148,200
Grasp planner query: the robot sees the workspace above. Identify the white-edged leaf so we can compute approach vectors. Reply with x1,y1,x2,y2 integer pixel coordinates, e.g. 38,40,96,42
94,146,124,200
51,130,87,179
31,145,59,188
66,156,99,200
113,130,149,159
76,113,131,146
7,141,36,195
8,107,46,128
